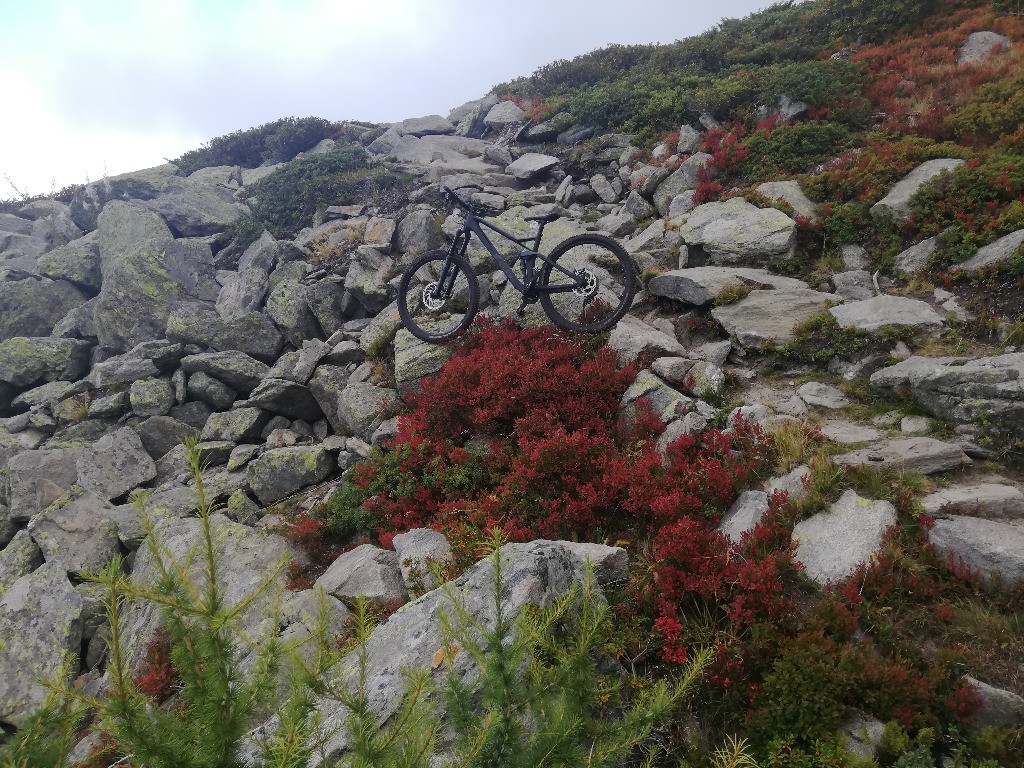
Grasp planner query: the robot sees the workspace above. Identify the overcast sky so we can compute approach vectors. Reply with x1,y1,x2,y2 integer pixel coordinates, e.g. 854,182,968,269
1,0,782,197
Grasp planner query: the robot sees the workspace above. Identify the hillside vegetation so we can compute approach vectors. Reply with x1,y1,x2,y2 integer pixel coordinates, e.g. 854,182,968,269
2,0,1024,767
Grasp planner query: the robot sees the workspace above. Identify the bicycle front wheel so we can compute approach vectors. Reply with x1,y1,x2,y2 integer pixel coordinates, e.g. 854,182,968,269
398,250,480,342
538,234,637,333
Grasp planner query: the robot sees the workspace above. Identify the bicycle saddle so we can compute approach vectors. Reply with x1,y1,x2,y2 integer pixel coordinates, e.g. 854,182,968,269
524,212,559,223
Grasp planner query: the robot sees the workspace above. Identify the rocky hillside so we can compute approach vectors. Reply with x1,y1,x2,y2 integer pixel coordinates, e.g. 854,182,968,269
1,0,1024,765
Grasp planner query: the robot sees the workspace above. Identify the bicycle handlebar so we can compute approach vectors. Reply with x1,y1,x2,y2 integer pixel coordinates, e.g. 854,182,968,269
442,186,500,218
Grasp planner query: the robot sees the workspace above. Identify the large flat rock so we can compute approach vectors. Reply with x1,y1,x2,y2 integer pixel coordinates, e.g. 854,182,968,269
921,483,1024,520
647,266,807,306
711,288,834,348
834,437,970,475
829,295,944,333
870,159,964,220
793,490,897,585
929,516,1024,584
679,197,796,264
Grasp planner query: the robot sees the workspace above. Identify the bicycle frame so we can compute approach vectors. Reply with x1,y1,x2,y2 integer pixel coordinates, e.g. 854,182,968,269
440,211,585,298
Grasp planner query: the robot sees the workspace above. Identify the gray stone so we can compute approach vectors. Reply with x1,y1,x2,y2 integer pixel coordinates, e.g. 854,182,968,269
216,268,270,318
247,445,335,505
651,357,725,398
140,176,246,237
93,202,219,352
900,415,932,434
35,235,101,292
335,383,398,440
764,465,811,502
870,160,965,220
894,236,938,274
840,712,886,760
0,561,82,727
10,380,87,410
315,543,408,607
265,261,321,347
596,210,637,237
394,329,452,386
76,427,157,501
505,153,560,181
921,484,1024,520
718,491,770,543
652,153,712,215
621,370,691,422
227,444,261,472
818,420,883,444
482,101,526,130
171,400,214,430
0,277,88,341
28,491,119,576
398,115,456,137
129,377,175,417
135,416,199,459
868,355,968,394
0,337,91,388
86,356,158,388
195,440,235,467
680,197,796,264
201,407,270,443
834,437,970,475
589,174,618,204
323,340,364,367
929,516,1024,584
279,541,607,763
630,165,671,198
797,382,850,409
180,351,270,394
756,180,818,222
668,191,697,219
832,270,876,301
957,31,1011,64
5,447,85,522
897,353,1024,437
829,296,944,333
622,190,655,220
648,266,807,306
712,288,834,348
0,530,42,593
793,490,898,585
115,513,298,674
957,229,1024,273
68,162,180,231
394,209,441,256
966,676,1024,729
555,542,629,587
186,371,237,410
344,247,396,316
166,303,284,363
841,244,870,270
607,315,684,366
393,529,454,592
690,340,732,367
248,378,324,422
676,125,701,154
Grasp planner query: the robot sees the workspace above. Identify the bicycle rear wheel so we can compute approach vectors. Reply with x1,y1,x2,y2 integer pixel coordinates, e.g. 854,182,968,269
398,250,479,342
538,234,637,333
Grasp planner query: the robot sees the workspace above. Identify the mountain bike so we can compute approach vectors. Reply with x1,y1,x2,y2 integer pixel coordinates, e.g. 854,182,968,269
397,186,637,343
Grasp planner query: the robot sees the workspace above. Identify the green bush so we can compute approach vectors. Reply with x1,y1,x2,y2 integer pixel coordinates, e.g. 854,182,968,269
819,0,942,43
172,116,339,175
738,121,855,178
245,146,404,236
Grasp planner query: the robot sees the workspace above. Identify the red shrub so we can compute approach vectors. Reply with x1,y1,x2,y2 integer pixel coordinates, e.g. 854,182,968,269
134,628,178,703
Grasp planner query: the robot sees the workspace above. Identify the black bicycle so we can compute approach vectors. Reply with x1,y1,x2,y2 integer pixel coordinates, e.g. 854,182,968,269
397,186,637,342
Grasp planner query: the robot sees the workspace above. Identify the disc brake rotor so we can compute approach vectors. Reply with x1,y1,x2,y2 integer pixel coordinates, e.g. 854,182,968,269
421,281,445,311
572,268,598,299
